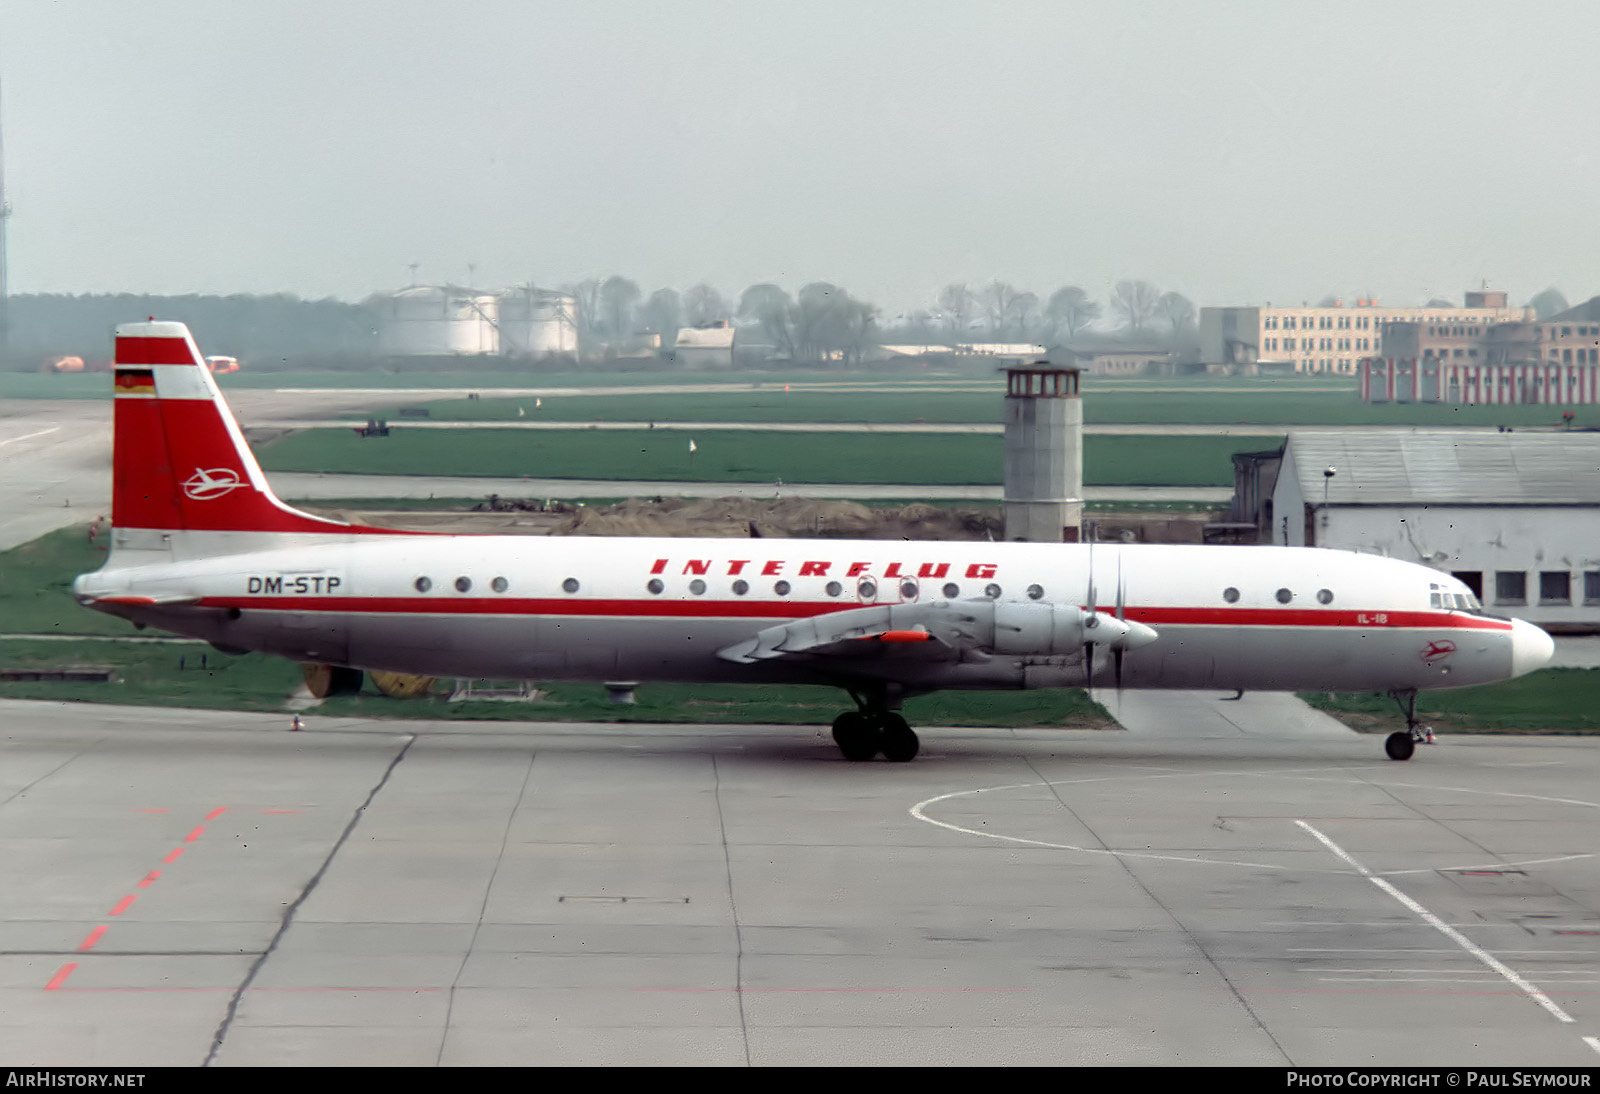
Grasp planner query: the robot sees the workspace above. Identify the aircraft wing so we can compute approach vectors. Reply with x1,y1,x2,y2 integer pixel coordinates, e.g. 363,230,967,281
717,600,989,665
717,597,1158,667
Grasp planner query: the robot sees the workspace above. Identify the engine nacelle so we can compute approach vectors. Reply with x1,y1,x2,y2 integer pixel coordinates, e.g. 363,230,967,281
991,601,1089,655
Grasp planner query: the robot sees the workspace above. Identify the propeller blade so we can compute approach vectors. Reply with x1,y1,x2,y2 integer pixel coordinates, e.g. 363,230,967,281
1115,551,1125,622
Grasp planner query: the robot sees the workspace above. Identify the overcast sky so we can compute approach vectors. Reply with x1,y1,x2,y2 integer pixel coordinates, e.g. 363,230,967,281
4,0,1597,313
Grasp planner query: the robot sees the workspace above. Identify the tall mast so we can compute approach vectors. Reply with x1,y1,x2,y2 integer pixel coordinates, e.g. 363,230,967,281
0,77,11,353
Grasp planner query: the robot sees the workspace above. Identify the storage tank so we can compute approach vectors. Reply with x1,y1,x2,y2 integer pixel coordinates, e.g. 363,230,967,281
377,286,500,356
497,286,578,358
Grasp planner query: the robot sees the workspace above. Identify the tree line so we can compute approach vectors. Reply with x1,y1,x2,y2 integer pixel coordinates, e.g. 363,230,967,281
2,277,1201,370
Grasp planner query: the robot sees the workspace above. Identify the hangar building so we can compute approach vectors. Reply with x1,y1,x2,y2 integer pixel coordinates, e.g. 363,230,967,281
1266,430,1600,632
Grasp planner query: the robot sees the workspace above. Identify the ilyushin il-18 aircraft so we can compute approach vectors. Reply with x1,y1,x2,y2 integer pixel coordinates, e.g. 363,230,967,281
74,322,1554,762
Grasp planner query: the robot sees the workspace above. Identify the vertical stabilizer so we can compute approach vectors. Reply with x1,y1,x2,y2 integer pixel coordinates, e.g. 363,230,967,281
112,321,371,536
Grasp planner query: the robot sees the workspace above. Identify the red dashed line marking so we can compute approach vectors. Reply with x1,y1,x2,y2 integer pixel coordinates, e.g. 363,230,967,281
48,806,237,990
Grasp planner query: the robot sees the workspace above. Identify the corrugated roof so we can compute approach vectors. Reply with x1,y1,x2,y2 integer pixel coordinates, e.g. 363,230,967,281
1287,430,1600,505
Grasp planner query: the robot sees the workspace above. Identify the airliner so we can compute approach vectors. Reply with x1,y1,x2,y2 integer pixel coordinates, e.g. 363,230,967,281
73,322,1554,762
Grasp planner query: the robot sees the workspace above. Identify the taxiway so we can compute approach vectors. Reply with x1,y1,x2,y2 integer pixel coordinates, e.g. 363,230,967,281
2,702,1597,1066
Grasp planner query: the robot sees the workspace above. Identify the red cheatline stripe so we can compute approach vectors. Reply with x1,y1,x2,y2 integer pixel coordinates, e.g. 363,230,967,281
115,336,197,365
45,963,77,991
78,926,108,952
196,595,1515,632
109,895,136,917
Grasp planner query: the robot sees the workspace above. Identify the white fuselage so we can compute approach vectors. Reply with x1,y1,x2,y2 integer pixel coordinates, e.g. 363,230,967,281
76,532,1547,695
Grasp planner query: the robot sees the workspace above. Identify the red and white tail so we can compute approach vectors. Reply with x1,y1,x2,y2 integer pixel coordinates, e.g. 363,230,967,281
112,321,384,536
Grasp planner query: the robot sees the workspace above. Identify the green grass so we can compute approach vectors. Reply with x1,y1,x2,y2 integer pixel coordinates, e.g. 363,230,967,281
1302,668,1600,733
0,637,1110,727
216,368,811,390
0,638,304,711
259,429,1277,487
0,524,140,636
375,388,1600,429
0,373,111,399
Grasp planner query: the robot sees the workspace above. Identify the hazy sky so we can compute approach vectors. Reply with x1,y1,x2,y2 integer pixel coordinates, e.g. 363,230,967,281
4,0,1597,314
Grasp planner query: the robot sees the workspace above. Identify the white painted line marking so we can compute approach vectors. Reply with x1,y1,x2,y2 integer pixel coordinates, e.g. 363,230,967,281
1291,948,1600,955
1583,1036,1600,1056
0,426,61,448
1296,820,1576,1024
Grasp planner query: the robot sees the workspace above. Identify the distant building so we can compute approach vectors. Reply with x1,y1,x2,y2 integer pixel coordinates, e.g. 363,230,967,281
1265,430,1600,631
1200,291,1531,376
1056,345,1174,376
674,321,735,369
1360,295,1600,404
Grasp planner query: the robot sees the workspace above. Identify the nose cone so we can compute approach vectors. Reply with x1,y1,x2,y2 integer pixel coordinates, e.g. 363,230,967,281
1510,618,1555,678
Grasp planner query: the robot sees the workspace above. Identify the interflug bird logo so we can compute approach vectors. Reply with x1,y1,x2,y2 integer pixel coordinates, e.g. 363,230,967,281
1419,639,1457,665
181,467,247,501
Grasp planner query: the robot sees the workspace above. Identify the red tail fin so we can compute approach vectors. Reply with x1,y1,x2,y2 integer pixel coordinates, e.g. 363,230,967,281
112,321,380,535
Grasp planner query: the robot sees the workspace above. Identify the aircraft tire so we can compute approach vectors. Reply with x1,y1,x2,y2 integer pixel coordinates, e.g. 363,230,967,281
303,663,364,699
879,713,920,763
1384,731,1416,761
832,712,879,762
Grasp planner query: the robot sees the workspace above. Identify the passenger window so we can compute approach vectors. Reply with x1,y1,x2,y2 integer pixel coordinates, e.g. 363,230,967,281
647,579,664,595
1223,587,1240,603
774,580,791,596
942,583,960,598
732,580,749,596
491,577,509,593
1275,588,1292,604
562,578,580,594
414,577,432,593
1027,584,1044,600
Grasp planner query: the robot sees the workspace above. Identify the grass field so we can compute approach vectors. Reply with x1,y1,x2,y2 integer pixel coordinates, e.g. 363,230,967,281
258,428,1281,487
0,637,1112,727
0,524,138,636
374,388,1600,429
1303,669,1600,734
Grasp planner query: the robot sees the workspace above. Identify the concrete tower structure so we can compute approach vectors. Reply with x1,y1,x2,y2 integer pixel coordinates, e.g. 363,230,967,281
1002,361,1083,543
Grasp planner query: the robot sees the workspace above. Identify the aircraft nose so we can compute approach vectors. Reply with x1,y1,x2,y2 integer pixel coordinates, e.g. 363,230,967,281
1509,618,1554,678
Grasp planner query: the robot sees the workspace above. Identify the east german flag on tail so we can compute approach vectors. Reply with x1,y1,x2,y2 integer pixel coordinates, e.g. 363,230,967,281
113,368,157,396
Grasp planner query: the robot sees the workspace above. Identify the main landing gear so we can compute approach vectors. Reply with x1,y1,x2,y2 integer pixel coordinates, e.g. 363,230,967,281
831,688,920,762
1384,689,1435,761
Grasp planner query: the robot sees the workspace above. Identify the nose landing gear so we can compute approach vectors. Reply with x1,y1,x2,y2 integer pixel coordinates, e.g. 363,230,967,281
1384,689,1433,761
